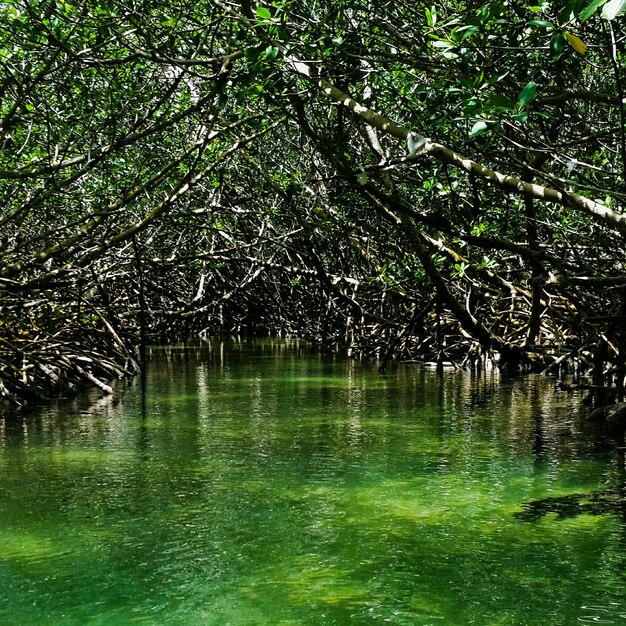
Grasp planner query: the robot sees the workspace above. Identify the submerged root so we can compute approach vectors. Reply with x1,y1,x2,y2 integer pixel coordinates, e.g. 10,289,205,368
515,487,626,521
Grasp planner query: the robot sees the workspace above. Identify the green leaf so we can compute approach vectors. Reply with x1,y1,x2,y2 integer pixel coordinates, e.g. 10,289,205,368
460,25,478,40
579,0,607,20
463,97,482,115
264,45,279,59
550,33,566,61
485,93,516,110
564,32,587,55
511,112,529,123
518,81,537,107
602,0,626,19
429,6,438,25
470,120,489,136
255,6,272,19
485,72,510,87
451,25,477,41
558,0,584,21
528,20,554,28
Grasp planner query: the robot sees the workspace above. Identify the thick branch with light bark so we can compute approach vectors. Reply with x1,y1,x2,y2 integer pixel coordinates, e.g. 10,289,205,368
286,64,626,236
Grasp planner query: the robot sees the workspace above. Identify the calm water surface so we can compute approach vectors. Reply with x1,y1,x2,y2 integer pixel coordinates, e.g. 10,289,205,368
1,339,626,625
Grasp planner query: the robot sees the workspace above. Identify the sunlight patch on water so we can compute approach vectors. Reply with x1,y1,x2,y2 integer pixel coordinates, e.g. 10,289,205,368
1,532,72,565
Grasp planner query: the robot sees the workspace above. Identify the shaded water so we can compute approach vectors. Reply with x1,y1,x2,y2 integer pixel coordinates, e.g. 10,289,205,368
1,339,626,625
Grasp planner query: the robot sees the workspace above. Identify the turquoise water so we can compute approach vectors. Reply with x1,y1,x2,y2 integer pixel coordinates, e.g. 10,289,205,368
1,339,626,625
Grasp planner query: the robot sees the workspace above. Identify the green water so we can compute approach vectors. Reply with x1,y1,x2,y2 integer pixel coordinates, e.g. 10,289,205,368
1,339,626,625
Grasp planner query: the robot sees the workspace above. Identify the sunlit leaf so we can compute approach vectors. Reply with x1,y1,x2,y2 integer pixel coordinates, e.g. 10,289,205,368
255,6,272,19
602,0,626,19
264,45,279,59
579,0,607,20
518,81,537,108
564,32,587,55
432,40,455,48
425,6,438,27
470,120,489,136
455,25,478,40
430,5,438,25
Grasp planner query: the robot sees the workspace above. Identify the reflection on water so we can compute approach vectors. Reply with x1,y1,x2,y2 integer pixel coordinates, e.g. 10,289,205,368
1,338,626,625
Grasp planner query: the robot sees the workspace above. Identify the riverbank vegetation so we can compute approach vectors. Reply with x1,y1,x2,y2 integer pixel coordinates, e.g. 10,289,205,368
2,0,626,405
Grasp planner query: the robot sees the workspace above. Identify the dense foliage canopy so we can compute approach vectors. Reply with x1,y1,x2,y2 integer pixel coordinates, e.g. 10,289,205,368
2,0,626,405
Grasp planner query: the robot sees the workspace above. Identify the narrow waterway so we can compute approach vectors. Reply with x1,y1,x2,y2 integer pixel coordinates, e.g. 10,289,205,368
1,339,625,625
